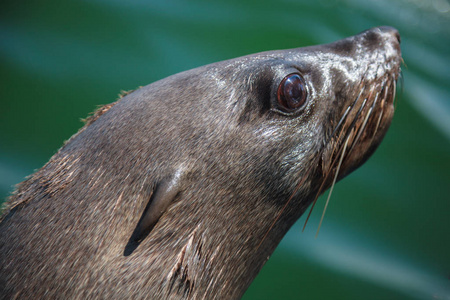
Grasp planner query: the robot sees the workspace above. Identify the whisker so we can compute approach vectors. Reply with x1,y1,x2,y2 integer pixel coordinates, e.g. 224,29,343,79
302,186,321,232
304,91,370,232
325,80,366,146
392,77,398,110
379,80,389,111
371,79,393,139
348,82,384,153
330,105,351,142
302,126,343,232
349,107,372,153
341,97,367,147
315,134,350,237
302,93,368,232
373,110,384,139
302,126,348,232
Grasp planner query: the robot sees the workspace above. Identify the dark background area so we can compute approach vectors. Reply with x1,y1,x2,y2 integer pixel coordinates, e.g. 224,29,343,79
1,0,449,299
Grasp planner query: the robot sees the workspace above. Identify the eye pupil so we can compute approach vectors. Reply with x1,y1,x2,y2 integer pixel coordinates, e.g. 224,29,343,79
277,73,307,112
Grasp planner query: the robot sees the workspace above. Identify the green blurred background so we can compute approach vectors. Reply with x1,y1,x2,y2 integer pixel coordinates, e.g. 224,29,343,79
1,0,449,299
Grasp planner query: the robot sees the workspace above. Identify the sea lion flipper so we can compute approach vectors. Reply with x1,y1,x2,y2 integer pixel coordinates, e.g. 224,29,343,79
125,170,184,255
136,177,181,240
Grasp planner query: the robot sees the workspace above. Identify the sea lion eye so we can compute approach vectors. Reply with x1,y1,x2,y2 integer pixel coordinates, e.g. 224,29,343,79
277,73,307,112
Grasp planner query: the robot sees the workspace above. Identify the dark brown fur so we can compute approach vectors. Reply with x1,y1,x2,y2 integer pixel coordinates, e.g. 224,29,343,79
0,27,401,299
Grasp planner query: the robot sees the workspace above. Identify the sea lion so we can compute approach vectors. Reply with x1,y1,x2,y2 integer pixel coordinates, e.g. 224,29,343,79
0,26,401,299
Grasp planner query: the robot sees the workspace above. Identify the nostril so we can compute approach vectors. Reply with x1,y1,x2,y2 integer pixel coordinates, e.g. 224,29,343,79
394,31,401,44
377,26,401,44
389,28,401,44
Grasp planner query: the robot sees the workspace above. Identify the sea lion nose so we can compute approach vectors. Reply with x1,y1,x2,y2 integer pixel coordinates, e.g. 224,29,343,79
359,26,401,57
377,26,401,44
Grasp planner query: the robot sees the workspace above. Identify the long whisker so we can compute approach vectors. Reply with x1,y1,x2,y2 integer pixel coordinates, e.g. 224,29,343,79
301,69,374,233
302,130,346,232
301,185,322,232
302,125,348,232
315,134,350,237
302,95,368,232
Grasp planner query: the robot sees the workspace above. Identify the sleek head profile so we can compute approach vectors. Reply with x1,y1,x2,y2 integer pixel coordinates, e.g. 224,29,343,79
0,27,402,299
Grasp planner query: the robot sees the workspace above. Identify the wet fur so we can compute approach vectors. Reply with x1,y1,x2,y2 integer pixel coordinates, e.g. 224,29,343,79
0,27,401,299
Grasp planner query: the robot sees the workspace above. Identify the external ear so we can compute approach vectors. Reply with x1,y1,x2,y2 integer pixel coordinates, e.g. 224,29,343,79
124,171,183,256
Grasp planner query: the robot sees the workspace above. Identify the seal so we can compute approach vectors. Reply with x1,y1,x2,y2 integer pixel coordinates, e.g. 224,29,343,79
0,26,402,299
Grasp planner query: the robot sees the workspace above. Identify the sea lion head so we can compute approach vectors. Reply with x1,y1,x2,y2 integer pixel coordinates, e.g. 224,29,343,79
0,27,402,299
105,26,400,216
